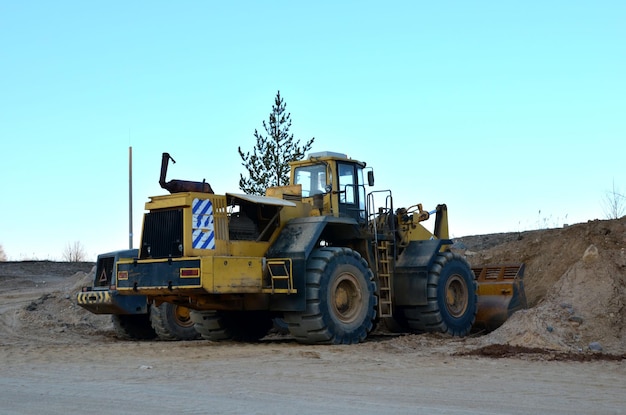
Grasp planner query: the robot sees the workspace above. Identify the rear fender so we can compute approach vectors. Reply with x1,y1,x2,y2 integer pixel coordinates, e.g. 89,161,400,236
266,216,362,311
393,239,451,306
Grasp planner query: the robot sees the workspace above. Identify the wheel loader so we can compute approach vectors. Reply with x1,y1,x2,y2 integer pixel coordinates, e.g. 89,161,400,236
106,151,525,344
77,249,199,341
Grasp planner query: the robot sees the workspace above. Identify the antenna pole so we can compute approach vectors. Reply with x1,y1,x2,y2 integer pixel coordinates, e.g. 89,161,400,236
129,146,133,249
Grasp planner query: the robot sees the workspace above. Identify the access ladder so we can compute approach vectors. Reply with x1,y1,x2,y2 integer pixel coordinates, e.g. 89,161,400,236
376,240,393,318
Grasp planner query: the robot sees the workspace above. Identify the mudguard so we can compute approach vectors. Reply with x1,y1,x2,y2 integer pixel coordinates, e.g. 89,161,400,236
266,216,361,311
393,239,451,306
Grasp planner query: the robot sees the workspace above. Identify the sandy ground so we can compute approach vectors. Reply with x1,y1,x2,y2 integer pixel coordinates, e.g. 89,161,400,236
1,217,625,414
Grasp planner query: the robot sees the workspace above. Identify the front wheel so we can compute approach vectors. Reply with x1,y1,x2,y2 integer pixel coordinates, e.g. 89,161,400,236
284,247,377,345
402,251,477,336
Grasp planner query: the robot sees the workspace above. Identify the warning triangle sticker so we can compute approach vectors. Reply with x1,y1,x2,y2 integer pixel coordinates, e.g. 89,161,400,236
99,269,108,283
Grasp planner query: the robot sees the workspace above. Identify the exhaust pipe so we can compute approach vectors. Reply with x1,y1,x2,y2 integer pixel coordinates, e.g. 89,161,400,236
159,152,214,194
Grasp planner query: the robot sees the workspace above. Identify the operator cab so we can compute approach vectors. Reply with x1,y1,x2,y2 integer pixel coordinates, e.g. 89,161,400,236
292,151,371,225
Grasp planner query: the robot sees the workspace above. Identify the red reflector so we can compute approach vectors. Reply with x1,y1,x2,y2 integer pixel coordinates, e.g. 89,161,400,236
180,268,200,277
118,271,128,280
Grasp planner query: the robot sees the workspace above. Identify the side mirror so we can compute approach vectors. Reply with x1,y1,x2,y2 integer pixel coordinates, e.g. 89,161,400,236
367,170,375,186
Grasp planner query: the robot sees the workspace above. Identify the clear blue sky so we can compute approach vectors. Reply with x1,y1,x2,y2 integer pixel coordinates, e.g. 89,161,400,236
1,1,624,261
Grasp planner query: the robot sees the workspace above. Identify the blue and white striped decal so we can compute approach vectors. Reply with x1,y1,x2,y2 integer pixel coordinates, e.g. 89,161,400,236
192,198,216,250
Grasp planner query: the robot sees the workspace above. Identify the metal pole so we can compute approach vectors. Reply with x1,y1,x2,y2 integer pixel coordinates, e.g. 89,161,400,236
129,146,133,249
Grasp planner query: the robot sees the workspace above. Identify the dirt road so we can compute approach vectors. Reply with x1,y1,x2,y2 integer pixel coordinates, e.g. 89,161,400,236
1,259,625,414
2,339,625,415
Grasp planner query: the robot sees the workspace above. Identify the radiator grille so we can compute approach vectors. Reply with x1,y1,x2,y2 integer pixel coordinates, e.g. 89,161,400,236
140,209,183,259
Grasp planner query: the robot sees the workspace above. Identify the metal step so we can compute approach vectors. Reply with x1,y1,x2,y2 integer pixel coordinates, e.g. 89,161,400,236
264,258,296,294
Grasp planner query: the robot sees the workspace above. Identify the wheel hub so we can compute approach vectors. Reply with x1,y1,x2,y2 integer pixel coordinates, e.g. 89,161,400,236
445,274,468,318
331,273,362,323
174,305,194,328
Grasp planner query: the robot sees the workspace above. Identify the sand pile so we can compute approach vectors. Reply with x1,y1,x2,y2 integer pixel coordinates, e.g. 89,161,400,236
1,267,114,346
458,217,626,354
479,244,626,353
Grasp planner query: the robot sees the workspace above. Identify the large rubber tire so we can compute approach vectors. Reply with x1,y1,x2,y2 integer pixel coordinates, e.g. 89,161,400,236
380,313,410,333
150,303,200,341
284,247,377,345
112,314,157,340
271,317,290,335
401,251,477,337
190,310,274,342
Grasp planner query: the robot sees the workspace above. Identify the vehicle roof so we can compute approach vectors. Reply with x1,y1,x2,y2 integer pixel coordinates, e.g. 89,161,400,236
290,151,366,168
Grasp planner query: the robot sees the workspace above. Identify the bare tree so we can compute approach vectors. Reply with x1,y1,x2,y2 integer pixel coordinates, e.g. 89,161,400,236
0,244,6,262
602,181,625,219
62,241,87,262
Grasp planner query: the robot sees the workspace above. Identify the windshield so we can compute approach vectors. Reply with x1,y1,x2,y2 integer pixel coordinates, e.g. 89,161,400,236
294,164,327,197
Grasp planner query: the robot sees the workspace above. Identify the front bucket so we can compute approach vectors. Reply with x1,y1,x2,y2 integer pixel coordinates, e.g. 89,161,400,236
472,264,527,332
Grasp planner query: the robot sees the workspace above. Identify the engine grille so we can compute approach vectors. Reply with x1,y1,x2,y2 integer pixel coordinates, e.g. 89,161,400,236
140,209,184,259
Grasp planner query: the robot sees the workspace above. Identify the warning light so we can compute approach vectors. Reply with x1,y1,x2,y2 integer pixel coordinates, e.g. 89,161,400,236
118,271,129,280
180,268,200,278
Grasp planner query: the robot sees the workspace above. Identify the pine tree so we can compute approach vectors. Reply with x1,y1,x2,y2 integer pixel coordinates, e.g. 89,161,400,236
238,91,315,195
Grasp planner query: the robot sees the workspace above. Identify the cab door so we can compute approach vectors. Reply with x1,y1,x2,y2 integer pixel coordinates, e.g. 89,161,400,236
337,162,367,224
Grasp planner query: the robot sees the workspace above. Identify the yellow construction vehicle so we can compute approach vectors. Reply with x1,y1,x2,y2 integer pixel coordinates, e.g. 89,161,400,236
110,151,525,344
77,249,199,341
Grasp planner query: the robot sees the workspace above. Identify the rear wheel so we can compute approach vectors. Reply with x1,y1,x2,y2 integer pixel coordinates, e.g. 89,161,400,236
112,314,157,340
284,247,377,345
190,310,273,342
402,251,477,336
150,303,200,341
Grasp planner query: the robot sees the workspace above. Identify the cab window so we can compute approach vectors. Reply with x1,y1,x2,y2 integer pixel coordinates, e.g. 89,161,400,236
338,163,355,204
294,164,326,197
